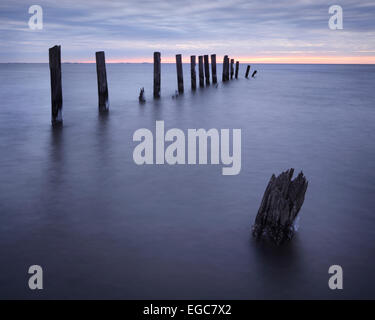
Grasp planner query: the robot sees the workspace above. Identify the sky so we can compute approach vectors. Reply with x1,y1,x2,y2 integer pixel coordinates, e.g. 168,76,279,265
0,0,375,63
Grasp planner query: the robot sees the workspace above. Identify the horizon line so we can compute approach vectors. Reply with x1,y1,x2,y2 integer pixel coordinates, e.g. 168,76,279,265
2,62,375,65
3,56,375,64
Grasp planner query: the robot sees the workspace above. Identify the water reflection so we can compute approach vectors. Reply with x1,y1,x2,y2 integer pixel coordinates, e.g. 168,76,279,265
96,112,110,164
48,126,65,184
250,234,310,298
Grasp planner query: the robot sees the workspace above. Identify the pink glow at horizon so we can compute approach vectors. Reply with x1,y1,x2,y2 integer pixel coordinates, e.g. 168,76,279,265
72,56,375,64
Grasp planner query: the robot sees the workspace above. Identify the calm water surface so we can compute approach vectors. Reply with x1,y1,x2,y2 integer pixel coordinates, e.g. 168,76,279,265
0,63,375,299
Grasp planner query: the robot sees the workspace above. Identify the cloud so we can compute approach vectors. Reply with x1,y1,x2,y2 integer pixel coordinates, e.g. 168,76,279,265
0,0,374,62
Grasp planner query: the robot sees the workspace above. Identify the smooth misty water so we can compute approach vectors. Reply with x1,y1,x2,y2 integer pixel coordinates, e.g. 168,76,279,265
0,63,375,299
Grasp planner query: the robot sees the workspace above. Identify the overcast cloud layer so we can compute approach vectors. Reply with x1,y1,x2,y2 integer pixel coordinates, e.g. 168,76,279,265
0,0,374,62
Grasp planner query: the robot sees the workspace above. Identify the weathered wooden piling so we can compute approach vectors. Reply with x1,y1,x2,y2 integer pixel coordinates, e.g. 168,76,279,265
230,59,234,79
222,55,229,82
95,51,109,112
252,70,257,78
225,56,230,81
211,54,217,84
245,65,251,78
153,52,161,98
198,56,204,87
139,87,145,103
49,45,63,126
252,169,308,245
222,56,225,81
190,55,196,90
235,61,239,79
176,54,184,94
204,55,210,85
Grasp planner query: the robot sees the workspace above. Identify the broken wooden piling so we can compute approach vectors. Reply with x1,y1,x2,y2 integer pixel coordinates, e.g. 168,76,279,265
153,52,161,98
252,70,257,78
222,55,229,82
225,56,230,81
252,169,308,245
228,58,231,80
204,55,210,85
95,51,109,112
190,55,196,90
230,59,234,79
139,87,145,103
211,54,217,84
235,61,239,79
245,65,251,78
198,56,204,87
176,54,184,94
49,45,63,126
222,56,225,81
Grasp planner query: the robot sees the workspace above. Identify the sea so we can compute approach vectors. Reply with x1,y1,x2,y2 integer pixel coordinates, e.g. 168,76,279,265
0,63,375,299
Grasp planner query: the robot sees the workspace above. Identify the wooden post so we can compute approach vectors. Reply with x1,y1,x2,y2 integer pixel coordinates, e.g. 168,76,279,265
198,56,204,87
211,54,217,84
252,70,257,78
95,51,109,112
224,55,230,81
204,55,210,85
235,61,239,79
190,55,196,90
49,45,63,126
139,87,145,103
176,54,184,94
252,169,308,245
226,57,230,81
230,59,234,79
245,65,251,78
153,52,161,98
222,55,228,82
222,56,224,81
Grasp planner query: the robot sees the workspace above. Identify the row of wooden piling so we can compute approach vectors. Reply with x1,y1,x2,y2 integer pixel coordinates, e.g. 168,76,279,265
49,45,111,126
156,53,250,97
49,45,256,127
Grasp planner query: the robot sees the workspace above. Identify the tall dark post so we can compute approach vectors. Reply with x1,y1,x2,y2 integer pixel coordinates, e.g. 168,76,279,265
176,54,184,94
222,55,227,81
153,52,161,98
190,55,196,90
95,51,109,112
222,55,229,82
225,56,230,81
235,61,239,79
230,59,234,79
198,56,204,87
211,54,217,84
49,45,63,126
245,65,251,78
204,55,210,85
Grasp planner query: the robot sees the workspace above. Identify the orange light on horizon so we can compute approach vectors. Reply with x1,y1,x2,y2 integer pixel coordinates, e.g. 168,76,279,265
238,56,375,64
